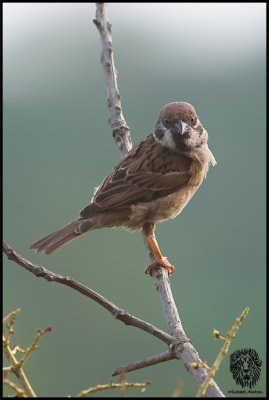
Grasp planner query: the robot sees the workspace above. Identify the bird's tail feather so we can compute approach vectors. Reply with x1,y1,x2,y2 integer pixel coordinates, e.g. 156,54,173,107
30,218,95,255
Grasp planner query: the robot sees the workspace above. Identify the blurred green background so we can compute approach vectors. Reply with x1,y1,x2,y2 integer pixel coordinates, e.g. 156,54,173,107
3,3,266,398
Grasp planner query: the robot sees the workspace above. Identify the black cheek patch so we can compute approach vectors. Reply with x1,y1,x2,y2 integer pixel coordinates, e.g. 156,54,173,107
154,127,164,140
196,124,203,134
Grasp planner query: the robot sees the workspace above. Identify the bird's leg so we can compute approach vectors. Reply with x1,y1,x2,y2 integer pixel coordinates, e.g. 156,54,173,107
142,223,175,276
144,235,175,276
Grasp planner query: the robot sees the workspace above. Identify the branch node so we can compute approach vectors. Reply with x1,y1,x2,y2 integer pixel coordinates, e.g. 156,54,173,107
93,18,101,28
105,61,112,69
112,308,126,319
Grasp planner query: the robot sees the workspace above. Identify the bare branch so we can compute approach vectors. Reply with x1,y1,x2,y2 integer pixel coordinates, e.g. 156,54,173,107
18,327,52,368
93,2,156,269
151,267,187,337
76,379,150,397
93,3,132,155
93,4,225,397
3,378,27,397
2,308,37,397
112,351,175,376
2,241,172,346
150,263,225,397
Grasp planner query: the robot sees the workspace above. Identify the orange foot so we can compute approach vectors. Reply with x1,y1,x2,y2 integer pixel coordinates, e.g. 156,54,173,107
145,256,175,276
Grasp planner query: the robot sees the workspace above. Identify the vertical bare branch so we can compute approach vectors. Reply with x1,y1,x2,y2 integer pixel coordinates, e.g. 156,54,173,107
93,3,225,397
93,3,158,267
93,3,132,155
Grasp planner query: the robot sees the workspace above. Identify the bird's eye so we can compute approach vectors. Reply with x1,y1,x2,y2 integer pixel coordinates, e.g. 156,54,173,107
190,115,196,124
164,119,169,127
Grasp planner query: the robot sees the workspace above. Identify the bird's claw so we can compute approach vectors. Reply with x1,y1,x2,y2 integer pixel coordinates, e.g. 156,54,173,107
145,257,175,276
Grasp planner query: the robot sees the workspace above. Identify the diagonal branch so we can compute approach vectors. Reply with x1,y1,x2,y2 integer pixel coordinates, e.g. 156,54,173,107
3,240,224,396
112,351,175,376
2,241,172,346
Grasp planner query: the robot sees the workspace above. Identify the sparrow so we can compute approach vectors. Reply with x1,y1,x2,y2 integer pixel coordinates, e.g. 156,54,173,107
30,102,216,275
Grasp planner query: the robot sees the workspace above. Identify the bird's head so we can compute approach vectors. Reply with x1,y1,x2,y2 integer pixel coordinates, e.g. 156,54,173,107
153,102,208,152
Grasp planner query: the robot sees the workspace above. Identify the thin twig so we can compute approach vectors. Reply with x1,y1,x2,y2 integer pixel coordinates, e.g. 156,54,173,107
196,307,250,397
76,379,150,397
18,327,52,368
3,378,27,397
2,241,172,346
112,351,175,376
3,308,21,324
2,309,37,397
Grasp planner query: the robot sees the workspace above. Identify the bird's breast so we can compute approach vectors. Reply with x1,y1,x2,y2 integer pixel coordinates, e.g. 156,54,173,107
126,182,202,232
123,159,208,232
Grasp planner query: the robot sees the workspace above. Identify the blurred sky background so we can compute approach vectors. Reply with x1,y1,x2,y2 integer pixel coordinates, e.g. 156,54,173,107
3,3,266,398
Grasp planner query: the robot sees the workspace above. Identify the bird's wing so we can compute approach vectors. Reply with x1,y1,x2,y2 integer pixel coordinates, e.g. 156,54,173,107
80,134,192,216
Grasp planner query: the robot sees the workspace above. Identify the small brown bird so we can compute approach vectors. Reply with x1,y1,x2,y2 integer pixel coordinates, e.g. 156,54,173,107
30,102,216,275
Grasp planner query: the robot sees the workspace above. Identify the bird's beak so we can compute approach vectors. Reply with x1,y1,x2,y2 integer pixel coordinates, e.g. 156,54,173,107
175,120,188,135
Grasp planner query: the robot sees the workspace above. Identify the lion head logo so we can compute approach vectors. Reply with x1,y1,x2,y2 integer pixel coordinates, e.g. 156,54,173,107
230,348,262,388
